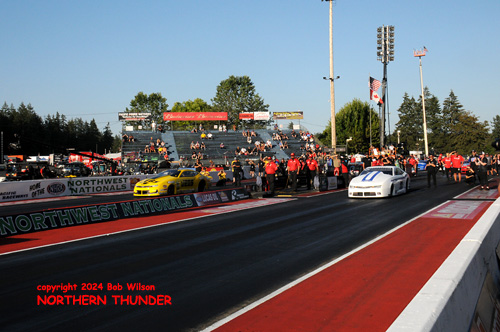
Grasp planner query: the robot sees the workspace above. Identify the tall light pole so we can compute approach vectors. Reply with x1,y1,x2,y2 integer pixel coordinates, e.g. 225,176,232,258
414,47,429,157
322,0,336,151
376,25,395,148
0,131,3,164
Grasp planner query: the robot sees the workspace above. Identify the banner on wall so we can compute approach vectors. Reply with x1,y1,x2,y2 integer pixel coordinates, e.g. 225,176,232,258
118,113,152,121
238,112,270,121
272,111,303,120
0,188,250,237
163,112,228,121
0,176,148,203
239,113,254,120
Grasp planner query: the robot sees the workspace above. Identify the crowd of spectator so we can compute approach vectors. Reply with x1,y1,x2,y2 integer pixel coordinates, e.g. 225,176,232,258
144,137,169,160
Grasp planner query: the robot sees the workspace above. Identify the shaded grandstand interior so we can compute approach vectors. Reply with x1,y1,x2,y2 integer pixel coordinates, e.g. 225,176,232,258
122,129,321,167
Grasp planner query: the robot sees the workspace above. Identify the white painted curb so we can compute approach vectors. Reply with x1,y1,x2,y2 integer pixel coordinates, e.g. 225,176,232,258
388,197,500,332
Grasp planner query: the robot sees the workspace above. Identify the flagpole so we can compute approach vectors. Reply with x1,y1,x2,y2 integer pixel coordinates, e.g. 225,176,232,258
369,76,372,148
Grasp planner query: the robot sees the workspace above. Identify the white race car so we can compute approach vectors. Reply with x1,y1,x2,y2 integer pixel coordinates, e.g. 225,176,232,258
348,166,410,198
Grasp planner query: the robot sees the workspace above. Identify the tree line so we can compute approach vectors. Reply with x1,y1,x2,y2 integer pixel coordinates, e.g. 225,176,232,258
392,89,497,156
0,75,269,157
317,89,499,156
3,74,498,159
0,102,120,157
124,75,270,131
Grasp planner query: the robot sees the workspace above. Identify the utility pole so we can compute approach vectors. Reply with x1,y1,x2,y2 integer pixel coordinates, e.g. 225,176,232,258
414,47,429,156
322,0,336,151
0,131,3,164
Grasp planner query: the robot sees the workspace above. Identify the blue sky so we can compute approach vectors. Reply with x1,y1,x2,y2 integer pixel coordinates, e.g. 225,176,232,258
1,0,499,137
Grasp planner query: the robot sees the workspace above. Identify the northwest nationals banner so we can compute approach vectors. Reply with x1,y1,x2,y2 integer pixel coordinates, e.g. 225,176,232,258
0,176,148,203
0,188,250,237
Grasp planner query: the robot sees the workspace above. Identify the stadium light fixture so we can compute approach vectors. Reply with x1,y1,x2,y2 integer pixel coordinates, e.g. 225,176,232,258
376,25,395,148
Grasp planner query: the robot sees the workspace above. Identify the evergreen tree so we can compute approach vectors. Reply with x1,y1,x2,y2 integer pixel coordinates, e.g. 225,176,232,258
441,90,464,147
10,103,44,155
211,75,269,129
491,115,500,140
394,93,422,150
100,123,115,154
317,99,380,153
450,111,489,155
170,98,213,131
125,92,169,129
440,91,491,154
415,88,443,153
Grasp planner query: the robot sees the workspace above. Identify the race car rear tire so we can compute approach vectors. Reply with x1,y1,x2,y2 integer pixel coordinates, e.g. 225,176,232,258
390,184,394,197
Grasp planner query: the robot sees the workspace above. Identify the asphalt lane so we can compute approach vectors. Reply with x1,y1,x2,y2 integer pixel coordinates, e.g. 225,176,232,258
0,172,478,331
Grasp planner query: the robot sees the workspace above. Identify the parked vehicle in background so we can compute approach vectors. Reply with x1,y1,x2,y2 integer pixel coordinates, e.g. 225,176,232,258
461,161,470,174
0,163,7,182
58,162,91,177
417,159,428,171
5,163,32,181
90,161,109,176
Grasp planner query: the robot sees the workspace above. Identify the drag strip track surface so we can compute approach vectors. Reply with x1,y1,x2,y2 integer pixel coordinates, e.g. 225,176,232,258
0,176,478,331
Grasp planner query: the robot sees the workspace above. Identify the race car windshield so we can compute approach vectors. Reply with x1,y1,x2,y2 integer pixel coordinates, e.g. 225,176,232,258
153,170,180,178
360,168,393,176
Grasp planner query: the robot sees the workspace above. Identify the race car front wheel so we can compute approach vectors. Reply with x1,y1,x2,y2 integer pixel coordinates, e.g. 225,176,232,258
198,181,206,192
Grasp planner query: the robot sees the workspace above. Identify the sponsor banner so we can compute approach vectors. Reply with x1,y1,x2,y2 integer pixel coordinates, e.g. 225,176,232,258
0,179,70,202
327,176,338,190
163,112,228,121
254,112,270,121
238,112,270,121
239,113,254,120
193,192,222,206
319,176,338,191
118,113,152,121
67,177,140,195
0,176,148,203
272,111,303,120
0,188,250,237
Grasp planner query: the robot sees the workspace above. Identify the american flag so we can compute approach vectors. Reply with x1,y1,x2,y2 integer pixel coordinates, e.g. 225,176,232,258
369,77,381,91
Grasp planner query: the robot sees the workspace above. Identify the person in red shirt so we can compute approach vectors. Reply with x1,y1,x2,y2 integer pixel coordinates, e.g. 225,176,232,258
265,157,278,195
443,153,452,180
450,151,464,182
408,155,418,176
306,155,319,190
340,158,349,187
287,153,301,192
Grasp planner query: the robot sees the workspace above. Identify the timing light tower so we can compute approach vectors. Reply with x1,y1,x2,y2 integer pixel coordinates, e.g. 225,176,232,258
376,25,395,148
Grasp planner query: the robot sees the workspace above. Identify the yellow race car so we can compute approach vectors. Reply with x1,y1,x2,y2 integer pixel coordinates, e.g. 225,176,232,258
133,168,211,197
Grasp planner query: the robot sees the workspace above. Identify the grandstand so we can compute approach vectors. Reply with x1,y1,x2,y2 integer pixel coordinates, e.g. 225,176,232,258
121,128,322,168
